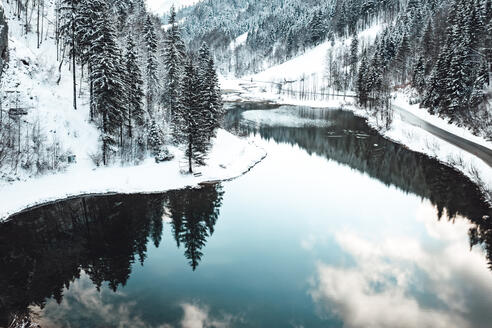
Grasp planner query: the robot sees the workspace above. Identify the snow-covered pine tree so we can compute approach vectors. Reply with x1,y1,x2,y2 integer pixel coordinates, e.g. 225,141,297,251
163,5,186,121
197,43,223,139
394,32,410,84
143,15,159,115
357,52,369,107
413,54,426,94
125,32,145,139
309,10,324,46
89,2,127,165
350,36,359,89
59,0,81,110
174,58,212,173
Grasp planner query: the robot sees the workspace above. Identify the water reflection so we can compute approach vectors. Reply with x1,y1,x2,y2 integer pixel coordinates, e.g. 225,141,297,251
309,203,492,328
1,104,492,327
225,105,492,263
0,185,223,327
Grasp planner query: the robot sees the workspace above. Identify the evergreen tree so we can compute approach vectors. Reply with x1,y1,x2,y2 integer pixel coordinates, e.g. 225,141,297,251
163,5,186,120
59,0,81,110
309,10,324,46
89,3,127,165
143,16,159,115
413,54,426,94
357,52,369,107
394,32,410,83
125,32,145,139
350,36,359,88
174,58,207,173
197,43,224,138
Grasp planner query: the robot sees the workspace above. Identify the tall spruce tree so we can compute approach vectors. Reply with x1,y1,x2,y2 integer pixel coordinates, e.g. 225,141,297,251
163,5,186,120
175,58,201,173
143,15,159,115
350,36,359,88
89,2,127,165
125,32,145,139
59,0,80,110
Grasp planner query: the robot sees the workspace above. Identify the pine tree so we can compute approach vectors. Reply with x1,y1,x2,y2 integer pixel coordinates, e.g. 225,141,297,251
394,32,410,83
143,16,159,115
350,36,359,88
174,58,202,173
163,5,186,120
89,3,127,165
197,43,224,138
309,11,324,45
59,0,81,110
125,32,145,139
357,52,369,107
413,54,426,94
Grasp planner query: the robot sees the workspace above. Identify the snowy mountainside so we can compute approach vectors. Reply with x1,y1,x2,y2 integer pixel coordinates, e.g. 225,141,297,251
1,0,99,180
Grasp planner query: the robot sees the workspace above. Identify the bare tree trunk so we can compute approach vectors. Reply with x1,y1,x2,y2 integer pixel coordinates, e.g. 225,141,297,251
188,134,193,174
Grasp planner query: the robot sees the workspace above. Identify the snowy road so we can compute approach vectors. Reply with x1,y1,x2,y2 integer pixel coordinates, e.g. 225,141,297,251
395,105,492,168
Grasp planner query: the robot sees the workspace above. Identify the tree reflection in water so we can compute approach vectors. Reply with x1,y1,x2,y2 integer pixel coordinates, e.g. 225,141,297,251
225,105,492,265
0,184,223,327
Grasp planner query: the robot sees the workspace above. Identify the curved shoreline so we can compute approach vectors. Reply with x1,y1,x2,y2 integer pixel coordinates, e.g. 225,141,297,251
0,130,267,222
5,150,267,222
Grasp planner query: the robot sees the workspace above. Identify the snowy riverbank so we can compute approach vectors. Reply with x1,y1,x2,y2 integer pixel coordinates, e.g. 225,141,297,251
222,78,492,205
0,129,266,221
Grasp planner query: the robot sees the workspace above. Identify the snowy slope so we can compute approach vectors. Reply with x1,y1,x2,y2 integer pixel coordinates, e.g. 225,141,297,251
1,1,100,176
249,24,383,83
0,0,267,220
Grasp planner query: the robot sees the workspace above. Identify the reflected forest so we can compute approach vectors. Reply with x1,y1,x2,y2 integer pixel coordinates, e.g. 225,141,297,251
0,185,224,326
225,105,492,266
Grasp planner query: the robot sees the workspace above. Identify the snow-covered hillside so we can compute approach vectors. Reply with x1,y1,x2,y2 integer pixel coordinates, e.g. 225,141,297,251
220,21,492,203
0,0,267,220
1,1,100,178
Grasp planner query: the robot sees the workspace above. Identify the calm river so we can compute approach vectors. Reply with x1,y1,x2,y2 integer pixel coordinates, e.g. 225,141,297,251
1,104,491,328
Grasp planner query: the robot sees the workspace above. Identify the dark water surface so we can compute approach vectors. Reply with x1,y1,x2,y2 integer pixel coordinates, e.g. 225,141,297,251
1,105,491,328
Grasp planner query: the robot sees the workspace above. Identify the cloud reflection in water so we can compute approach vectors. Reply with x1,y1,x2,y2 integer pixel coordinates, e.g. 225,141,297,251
309,202,492,328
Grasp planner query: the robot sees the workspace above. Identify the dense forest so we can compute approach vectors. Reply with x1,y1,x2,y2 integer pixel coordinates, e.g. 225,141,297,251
175,0,492,137
0,0,223,177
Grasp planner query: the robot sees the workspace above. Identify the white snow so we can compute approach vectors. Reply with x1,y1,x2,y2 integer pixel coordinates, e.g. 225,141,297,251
146,0,203,15
247,23,383,85
228,32,248,52
0,1,267,220
0,129,266,221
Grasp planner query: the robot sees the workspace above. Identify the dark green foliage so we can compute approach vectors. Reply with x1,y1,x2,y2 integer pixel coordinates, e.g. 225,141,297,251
163,5,186,119
143,15,159,115
125,32,145,138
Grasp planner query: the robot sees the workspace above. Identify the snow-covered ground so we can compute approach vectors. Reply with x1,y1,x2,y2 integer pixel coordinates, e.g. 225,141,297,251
0,129,266,221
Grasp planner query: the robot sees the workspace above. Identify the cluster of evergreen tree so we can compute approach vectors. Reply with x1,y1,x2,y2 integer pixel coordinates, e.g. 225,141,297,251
164,9,223,173
176,0,491,136
173,0,407,75
57,1,223,169
353,0,491,135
